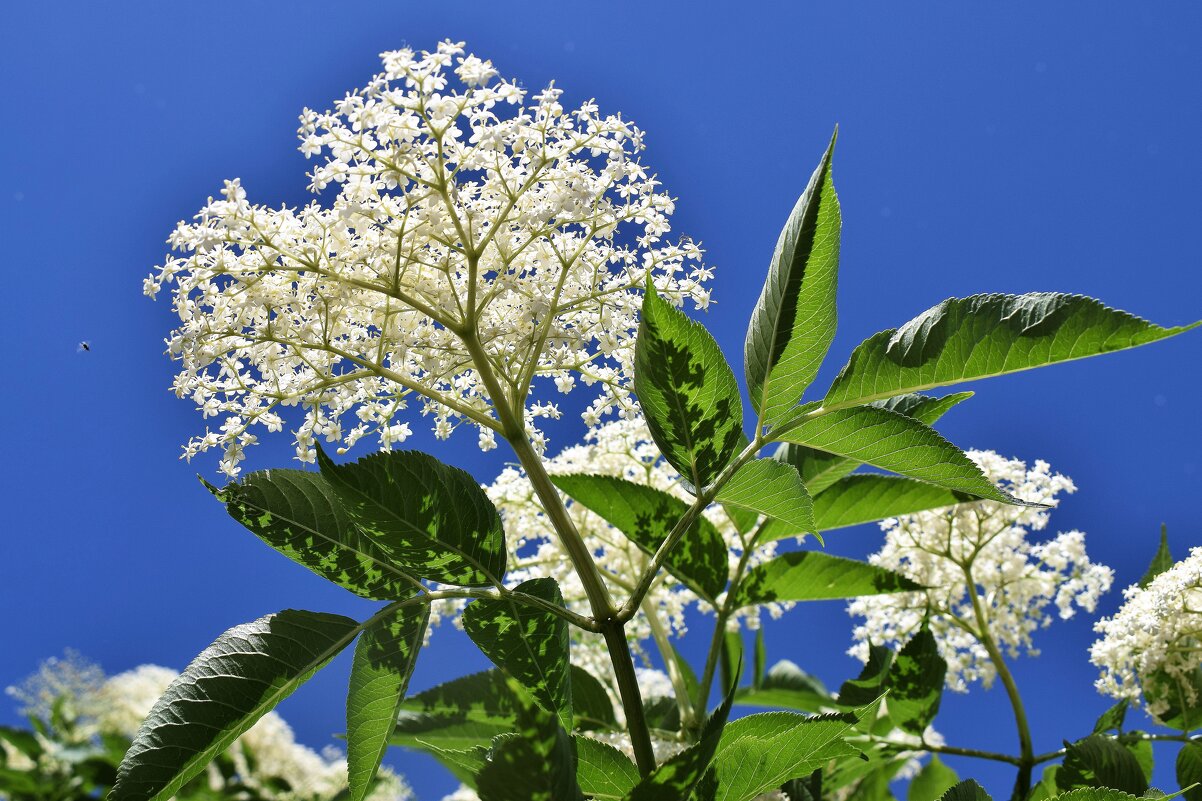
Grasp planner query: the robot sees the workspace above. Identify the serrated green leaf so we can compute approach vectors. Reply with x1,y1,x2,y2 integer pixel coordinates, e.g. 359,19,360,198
1139,525,1173,589
1058,734,1148,795
886,626,946,734
736,660,833,712
111,609,360,801
824,293,1199,409
316,448,506,587
720,630,745,696
550,473,729,602
700,710,862,801
838,645,894,710
808,475,971,534
716,459,815,537
772,404,1024,505
724,503,761,535
476,680,582,801
406,741,489,789
1052,788,1174,801
346,603,428,801
574,737,640,799
936,780,991,801
735,552,921,608
205,471,417,599
770,392,972,498
1122,732,1153,783
462,578,573,730
908,757,959,801
626,683,736,801
1178,742,1202,801
744,129,841,428
391,670,521,752
635,282,745,491
1093,700,1129,734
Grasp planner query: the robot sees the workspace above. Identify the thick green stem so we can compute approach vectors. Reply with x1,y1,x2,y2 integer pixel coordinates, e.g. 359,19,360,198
963,565,1034,800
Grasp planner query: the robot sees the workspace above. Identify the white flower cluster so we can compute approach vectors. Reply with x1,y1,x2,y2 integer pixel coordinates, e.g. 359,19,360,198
847,451,1113,691
146,40,710,476
4,658,412,801
472,415,787,697
1091,547,1202,724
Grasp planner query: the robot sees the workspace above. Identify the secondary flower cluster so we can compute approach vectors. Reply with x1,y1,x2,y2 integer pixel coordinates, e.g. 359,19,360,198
146,40,710,476
1091,547,1202,724
4,655,412,801
847,451,1113,691
461,415,787,697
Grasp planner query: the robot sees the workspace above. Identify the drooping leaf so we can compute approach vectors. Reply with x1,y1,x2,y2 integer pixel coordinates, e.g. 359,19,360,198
824,293,1199,409
1139,525,1173,588
810,475,970,534
1092,700,1129,734
837,645,894,709
772,392,972,497
626,683,737,801
720,630,744,697
475,680,583,801
550,473,728,602
753,629,767,691
908,757,959,801
699,710,862,801
317,447,506,587
346,602,429,801
574,737,640,800
1177,741,1202,801
935,780,992,801
204,471,417,599
462,578,573,730
1057,734,1148,795
571,666,618,731
111,610,360,801
885,626,946,734
391,670,521,752
735,660,833,713
635,282,745,491
744,129,841,428
735,552,921,608
716,459,815,538
771,404,1024,505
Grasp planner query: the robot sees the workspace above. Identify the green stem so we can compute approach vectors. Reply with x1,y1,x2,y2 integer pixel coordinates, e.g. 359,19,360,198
963,564,1034,801
643,596,698,732
696,523,764,716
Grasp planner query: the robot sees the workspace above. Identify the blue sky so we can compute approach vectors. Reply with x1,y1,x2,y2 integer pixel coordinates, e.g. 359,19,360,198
1,2,1199,798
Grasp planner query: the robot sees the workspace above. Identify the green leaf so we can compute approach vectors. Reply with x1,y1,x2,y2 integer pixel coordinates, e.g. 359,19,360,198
886,626,947,734
204,471,417,600
908,757,959,801
771,392,972,497
346,603,429,801
570,666,618,731
408,741,489,789
391,670,521,752
0,726,42,760
1092,700,1129,734
735,552,921,608
626,684,736,801
1028,765,1061,801
735,660,833,712
635,281,745,491
824,293,1199,409
772,404,1025,505
475,680,583,801
753,629,767,691
1139,525,1173,588
462,578,573,730
720,631,744,696
1122,732,1153,782
316,448,506,587
110,609,360,801
935,780,991,801
700,710,862,801
1057,734,1149,795
837,645,893,709
551,473,728,602
724,503,761,535
744,129,841,428
809,475,971,534
1178,742,1202,801
1051,789,1162,801
1145,665,1202,731
669,644,702,712
716,459,815,538
574,737,640,800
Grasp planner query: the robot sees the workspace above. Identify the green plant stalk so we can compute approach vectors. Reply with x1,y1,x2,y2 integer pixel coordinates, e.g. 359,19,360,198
458,328,658,776
963,564,1034,801
696,528,762,714
643,596,698,732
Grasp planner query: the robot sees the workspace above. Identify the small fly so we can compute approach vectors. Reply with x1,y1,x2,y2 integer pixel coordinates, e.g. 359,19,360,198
77,341,91,353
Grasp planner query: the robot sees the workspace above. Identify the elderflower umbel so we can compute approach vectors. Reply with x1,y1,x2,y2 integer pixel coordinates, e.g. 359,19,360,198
466,415,787,700
147,40,710,476
847,451,1113,691
1091,547,1202,725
